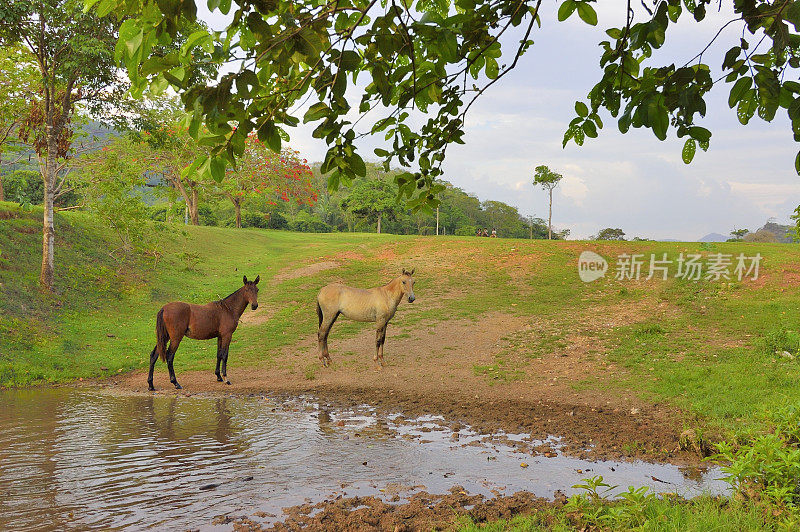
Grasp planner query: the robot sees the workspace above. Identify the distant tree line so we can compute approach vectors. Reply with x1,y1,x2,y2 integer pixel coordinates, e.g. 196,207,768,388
3,129,563,241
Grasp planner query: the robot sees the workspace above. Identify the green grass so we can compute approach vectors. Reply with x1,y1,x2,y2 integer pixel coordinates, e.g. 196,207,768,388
3,201,800,443
455,497,779,531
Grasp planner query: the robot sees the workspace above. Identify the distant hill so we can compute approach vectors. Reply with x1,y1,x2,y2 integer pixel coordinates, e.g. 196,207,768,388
698,232,728,242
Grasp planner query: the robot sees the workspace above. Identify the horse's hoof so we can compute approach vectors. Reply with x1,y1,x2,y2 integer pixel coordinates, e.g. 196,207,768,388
216,376,223,382
174,383,182,390
225,381,231,385
148,385,155,392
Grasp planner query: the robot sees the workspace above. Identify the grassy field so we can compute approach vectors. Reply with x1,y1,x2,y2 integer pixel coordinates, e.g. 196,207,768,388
2,200,800,439
5,200,800,528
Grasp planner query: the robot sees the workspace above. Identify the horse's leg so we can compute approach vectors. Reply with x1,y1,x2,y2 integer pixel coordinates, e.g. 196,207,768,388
317,311,340,367
220,334,232,385
166,334,184,390
375,320,388,369
215,336,224,382
147,346,158,391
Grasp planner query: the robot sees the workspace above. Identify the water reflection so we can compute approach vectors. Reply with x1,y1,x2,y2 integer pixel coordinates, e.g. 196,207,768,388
0,389,727,531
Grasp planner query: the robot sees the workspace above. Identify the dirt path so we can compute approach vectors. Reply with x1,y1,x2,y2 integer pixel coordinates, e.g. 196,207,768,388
103,295,696,464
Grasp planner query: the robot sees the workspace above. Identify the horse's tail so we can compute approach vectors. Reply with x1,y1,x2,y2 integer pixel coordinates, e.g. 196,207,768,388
155,308,169,362
316,300,323,329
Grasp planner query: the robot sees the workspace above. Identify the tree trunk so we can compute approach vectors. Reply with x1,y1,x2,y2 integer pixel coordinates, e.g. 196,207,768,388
548,188,553,240
377,212,382,234
189,188,200,225
234,198,241,228
40,143,56,291
436,206,439,236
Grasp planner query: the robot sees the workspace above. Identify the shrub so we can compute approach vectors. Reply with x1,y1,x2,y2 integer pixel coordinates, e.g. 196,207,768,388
712,402,800,511
455,225,475,236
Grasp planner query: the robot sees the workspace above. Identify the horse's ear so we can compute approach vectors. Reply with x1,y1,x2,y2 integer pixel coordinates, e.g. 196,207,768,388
254,275,260,285
410,269,415,276
243,275,248,284
401,268,408,275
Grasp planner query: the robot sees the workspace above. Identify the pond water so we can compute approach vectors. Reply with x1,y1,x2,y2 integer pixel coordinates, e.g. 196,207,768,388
0,388,727,530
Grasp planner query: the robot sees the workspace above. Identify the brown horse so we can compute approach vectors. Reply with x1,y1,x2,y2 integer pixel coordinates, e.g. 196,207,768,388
148,275,260,391
316,269,415,368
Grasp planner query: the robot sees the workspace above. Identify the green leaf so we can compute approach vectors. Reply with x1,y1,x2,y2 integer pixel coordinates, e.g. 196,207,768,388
125,28,144,57
210,156,226,182
83,0,102,13
181,155,209,179
682,138,696,164
737,92,757,124
582,119,597,138
576,2,598,26
182,30,212,56
728,77,752,108
96,0,116,17
688,126,711,143
257,121,282,152
558,0,576,21
796,150,800,176
649,104,669,141
573,126,585,146
485,57,499,79
575,101,589,117
350,153,367,177
304,102,330,123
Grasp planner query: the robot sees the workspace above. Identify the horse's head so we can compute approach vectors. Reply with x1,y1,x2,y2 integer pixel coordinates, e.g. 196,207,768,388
400,268,416,303
242,275,260,310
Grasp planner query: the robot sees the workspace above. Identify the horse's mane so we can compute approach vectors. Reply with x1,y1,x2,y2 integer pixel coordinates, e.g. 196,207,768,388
216,286,243,307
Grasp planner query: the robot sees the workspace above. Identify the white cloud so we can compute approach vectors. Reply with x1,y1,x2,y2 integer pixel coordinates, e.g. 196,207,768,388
559,174,589,206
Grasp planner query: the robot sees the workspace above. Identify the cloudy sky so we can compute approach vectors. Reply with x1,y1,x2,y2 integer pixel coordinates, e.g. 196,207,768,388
201,3,800,240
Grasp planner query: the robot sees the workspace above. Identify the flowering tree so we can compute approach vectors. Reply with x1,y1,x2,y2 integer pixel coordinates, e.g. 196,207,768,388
130,122,210,225
214,136,317,228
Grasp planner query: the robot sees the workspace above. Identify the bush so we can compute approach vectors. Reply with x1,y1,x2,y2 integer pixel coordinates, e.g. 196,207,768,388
2,170,43,204
148,203,184,222
287,210,330,233
198,204,218,226
712,402,800,511
267,211,288,229
2,169,79,207
455,225,476,236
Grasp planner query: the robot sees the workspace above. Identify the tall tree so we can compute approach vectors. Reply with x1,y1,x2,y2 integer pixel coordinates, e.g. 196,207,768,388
0,44,38,202
341,179,400,234
1,0,118,290
532,165,563,240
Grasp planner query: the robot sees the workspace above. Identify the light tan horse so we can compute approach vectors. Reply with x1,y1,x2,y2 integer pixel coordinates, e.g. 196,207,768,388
316,269,416,368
